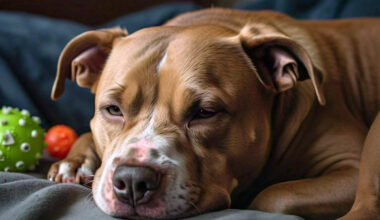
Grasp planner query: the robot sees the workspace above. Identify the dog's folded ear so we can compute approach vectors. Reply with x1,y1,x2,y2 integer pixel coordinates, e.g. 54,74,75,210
239,27,326,105
51,27,128,100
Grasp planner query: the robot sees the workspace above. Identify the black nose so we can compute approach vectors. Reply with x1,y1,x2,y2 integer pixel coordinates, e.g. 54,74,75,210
112,165,161,206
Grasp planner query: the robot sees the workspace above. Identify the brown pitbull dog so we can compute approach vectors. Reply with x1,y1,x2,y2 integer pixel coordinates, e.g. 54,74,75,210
47,8,380,220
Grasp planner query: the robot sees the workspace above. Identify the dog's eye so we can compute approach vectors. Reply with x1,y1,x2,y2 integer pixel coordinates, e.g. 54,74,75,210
193,108,216,120
106,105,122,116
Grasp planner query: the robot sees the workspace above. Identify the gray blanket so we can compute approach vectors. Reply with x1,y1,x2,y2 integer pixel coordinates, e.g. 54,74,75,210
0,171,302,220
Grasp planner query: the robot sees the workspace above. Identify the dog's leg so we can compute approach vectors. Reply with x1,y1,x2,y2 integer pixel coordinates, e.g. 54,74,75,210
249,167,358,220
339,112,380,220
47,132,100,186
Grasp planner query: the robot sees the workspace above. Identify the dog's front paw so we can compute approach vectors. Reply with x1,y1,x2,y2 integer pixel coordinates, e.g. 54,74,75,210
48,157,97,186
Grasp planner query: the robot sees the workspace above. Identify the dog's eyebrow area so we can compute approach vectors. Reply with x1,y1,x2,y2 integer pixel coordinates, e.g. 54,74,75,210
102,83,126,103
100,81,147,117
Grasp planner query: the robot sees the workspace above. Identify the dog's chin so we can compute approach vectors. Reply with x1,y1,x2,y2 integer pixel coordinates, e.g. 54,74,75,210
93,188,199,219
93,192,229,220
93,172,157,217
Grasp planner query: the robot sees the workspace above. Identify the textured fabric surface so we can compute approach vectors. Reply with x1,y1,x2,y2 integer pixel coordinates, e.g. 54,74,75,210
0,0,379,219
0,171,304,220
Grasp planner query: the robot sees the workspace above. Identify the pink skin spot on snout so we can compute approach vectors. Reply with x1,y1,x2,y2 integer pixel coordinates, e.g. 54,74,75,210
134,139,155,149
128,139,156,161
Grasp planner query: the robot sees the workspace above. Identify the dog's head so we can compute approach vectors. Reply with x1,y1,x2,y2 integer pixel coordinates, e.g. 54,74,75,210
51,24,324,218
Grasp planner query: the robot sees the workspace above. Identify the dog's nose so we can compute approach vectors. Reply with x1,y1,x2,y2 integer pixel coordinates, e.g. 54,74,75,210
112,165,161,206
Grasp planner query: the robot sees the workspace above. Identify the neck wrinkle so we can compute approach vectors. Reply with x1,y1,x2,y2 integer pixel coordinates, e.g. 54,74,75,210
264,81,317,183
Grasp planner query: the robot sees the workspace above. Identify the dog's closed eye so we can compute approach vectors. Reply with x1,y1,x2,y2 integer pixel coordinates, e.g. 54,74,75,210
187,107,222,127
193,108,217,120
106,105,123,116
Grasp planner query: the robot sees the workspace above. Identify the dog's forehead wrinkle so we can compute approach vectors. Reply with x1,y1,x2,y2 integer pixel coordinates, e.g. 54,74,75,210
166,40,242,81
118,29,172,56
108,36,170,82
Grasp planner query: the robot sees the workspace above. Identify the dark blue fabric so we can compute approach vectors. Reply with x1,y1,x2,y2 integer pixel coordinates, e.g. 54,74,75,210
235,0,380,19
0,12,90,133
101,3,200,31
0,1,379,134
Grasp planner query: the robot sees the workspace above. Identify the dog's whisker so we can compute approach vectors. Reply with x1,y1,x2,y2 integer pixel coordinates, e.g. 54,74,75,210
84,180,94,185
81,175,95,178
82,180,94,189
85,191,94,202
189,201,201,215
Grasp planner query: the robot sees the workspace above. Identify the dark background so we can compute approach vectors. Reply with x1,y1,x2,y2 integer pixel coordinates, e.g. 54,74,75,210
0,0,216,25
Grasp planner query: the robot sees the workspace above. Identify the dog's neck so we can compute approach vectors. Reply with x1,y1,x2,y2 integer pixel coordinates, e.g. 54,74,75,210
230,81,319,208
270,81,319,161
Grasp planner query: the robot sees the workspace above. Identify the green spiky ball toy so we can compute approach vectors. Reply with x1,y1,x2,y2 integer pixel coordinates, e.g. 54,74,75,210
0,106,46,172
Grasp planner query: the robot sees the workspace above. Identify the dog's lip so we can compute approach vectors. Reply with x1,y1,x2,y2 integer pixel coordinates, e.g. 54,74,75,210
135,189,157,206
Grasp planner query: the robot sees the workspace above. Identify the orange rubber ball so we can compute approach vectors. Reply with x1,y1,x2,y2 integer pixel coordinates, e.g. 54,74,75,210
45,125,77,159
